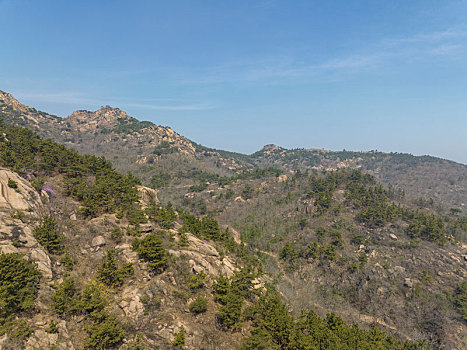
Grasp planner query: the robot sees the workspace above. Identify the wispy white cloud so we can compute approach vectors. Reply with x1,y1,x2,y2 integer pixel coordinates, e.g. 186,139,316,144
174,27,467,86
16,91,216,112
124,102,217,111
381,28,467,46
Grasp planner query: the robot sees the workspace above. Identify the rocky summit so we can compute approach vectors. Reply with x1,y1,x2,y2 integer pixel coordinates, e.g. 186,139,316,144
0,91,465,349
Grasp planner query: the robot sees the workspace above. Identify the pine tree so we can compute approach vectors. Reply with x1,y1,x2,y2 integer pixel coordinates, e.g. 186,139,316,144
132,233,168,273
33,215,63,254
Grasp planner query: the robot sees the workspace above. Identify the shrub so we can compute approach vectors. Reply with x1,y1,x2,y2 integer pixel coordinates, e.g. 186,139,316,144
172,326,185,347
212,276,230,304
45,320,58,334
132,233,168,273
51,278,79,316
31,177,44,192
7,178,18,189
96,249,133,287
323,245,337,261
188,272,207,290
84,312,125,350
217,292,243,330
128,334,145,350
280,242,299,261
80,284,106,316
11,320,34,339
33,215,63,254
358,252,368,266
453,281,467,321
150,173,170,189
0,253,40,320
126,206,147,226
351,233,365,245
348,261,359,272
60,252,75,271
179,232,189,247
189,297,208,314
110,227,123,243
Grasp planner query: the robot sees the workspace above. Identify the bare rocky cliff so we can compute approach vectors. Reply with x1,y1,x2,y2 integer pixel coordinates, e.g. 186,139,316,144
0,167,250,349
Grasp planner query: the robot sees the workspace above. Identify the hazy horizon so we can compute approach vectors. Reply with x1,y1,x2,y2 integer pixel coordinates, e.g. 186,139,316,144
1,1,466,163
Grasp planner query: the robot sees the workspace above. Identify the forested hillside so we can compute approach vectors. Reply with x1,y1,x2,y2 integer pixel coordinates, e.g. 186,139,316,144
1,90,465,211
0,122,443,349
0,90,466,349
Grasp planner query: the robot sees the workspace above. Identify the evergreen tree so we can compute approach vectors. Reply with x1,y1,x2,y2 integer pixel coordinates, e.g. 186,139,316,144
0,253,40,320
132,233,168,273
33,215,63,254
96,249,133,287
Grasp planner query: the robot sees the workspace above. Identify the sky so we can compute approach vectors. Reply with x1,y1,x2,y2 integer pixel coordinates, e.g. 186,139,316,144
1,0,466,163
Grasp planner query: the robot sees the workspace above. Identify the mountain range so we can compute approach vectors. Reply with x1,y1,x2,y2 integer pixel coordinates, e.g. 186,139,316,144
0,90,466,349
1,90,465,210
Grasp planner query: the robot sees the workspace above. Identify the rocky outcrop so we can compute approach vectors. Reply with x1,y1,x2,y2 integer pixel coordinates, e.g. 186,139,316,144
0,168,53,280
169,232,237,278
0,169,41,211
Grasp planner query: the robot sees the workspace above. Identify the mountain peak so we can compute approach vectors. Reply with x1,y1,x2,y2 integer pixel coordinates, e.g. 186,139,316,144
260,144,283,152
0,90,31,113
64,105,134,130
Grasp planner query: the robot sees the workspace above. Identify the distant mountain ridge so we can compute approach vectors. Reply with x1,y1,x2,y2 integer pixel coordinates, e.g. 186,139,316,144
1,89,467,349
0,90,465,210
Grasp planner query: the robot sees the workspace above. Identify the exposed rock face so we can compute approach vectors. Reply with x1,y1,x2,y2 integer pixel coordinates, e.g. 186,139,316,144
118,286,145,320
0,168,52,280
25,320,74,350
0,90,31,113
91,235,106,248
0,172,247,349
169,232,237,278
0,169,41,211
64,106,131,132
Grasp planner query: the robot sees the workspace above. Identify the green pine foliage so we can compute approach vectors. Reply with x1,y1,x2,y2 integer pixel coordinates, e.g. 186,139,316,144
33,215,63,254
189,297,208,314
7,178,17,189
52,280,125,349
0,253,41,322
453,281,467,321
60,252,75,271
406,214,446,245
84,312,125,350
150,172,171,189
188,272,208,290
51,278,80,316
145,198,177,229
213,269,257,330
179,232,189,247
212,275,230,304
96,249,133,288
303,169,448,244
45,320,58,334
172,326,185,347
132,233,168,273
179,211,226,241
0,123,141,218
242,288,429,350
217,292,243,330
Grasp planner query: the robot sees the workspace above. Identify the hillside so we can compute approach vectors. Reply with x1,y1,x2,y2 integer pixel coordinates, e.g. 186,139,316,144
0,90,465,211
158,167,467,348
0,123,436,350
0,90,466,349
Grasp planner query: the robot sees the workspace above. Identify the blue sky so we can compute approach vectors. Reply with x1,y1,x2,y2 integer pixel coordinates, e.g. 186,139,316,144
1,0,466,163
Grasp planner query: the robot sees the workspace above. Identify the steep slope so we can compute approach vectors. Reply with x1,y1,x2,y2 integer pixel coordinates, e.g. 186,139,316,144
158,167,467,349
0,91,248,186
1,90,467,348
0,124,432,350
1,90,465,211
